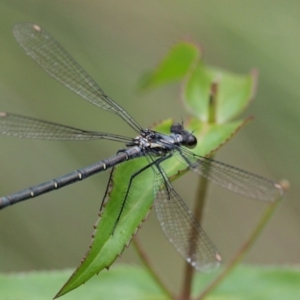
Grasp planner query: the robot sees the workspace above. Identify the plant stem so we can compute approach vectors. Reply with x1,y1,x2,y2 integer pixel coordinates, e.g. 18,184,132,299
179,175,210,300
196,199,281,300
132,236,174,299
179,81,218,300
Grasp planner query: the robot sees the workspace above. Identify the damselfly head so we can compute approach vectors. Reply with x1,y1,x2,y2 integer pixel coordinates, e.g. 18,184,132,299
171,123,197,149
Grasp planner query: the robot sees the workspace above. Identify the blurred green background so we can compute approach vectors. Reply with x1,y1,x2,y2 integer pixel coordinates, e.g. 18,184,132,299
0,0,299,291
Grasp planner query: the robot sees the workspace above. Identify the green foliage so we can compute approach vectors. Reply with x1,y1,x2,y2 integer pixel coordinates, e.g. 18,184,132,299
139,42,200,89
184,65,256,123
1,265,300,300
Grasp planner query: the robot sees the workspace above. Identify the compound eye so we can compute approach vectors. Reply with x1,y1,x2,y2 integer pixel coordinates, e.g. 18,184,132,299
184,135,197,149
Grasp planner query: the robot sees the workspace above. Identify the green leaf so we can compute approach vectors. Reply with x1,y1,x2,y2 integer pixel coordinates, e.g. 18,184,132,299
55,157,155,298
139,41,200,90
182,62,212,122
183,64,257,123
209,67,257,123
1,265,300,300
193,264,300,299
140,41,257,124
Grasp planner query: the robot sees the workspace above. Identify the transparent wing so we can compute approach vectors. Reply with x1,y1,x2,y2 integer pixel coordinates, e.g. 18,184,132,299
153,168,221,272
175,148,284,202
0,112,132,142
13,22,141,132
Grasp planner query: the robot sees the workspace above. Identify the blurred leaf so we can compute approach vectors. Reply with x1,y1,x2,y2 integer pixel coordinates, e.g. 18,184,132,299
183,64,257,123
139,41,200,90
140,40,257,124
193,264,300,299
0,266,164,300
210,67,257,123
1,265,300,300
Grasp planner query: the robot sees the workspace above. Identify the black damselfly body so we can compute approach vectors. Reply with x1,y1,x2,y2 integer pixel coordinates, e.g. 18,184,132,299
0,23,284,271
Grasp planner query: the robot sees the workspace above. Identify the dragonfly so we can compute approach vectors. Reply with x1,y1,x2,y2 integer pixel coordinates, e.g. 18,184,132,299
0,23,284,272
